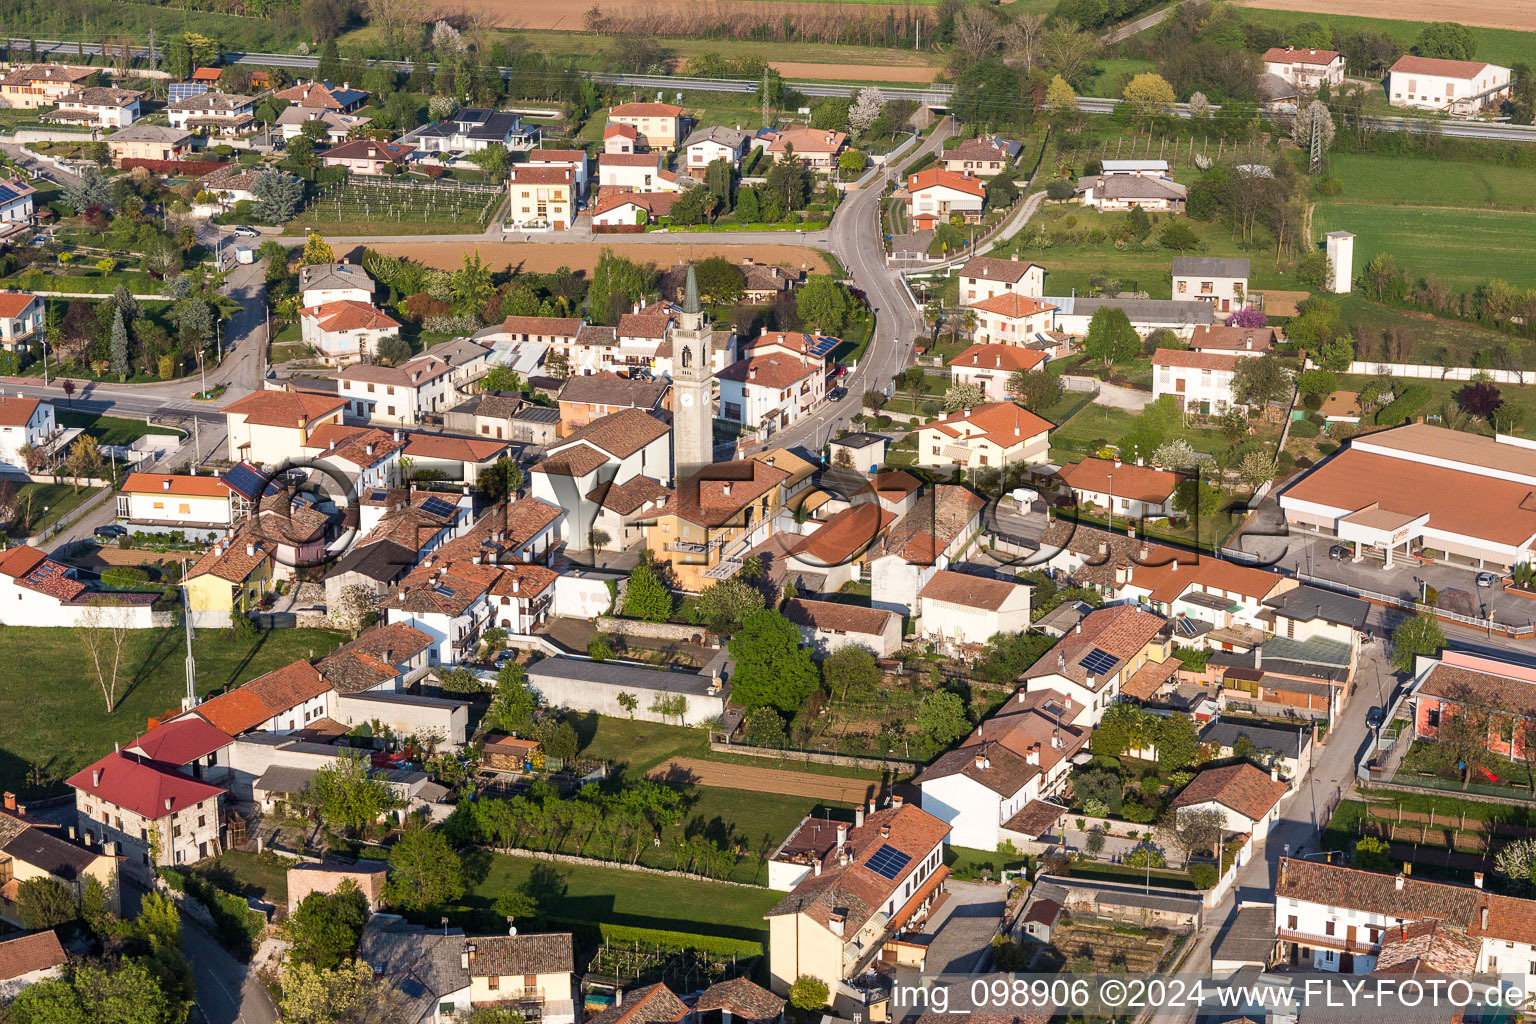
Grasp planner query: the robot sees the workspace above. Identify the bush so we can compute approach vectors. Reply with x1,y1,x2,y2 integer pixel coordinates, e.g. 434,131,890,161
100,566,151,588
1290,419,1320,438
1376,384,1432,426
1188,863,1219,889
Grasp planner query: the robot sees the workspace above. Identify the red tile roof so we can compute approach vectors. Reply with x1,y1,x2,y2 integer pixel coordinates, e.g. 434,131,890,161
0,396,42,427
489,563,559,600
552,407,669,460
948,343,1047,372
402,432,511,464
610,102,683,117
967,292,1058,319
1152,347,1241,372
925,402,1054,449
959,256,1042,284
1059,457,1185,503
0,293,38,319
0,546,46,580
1390,55,1494,78
591,189,675,218
1263,47,1340,65
790,503,894,566
68,751,224,821
301,299,400,333
509,165,574,186
224,389,347,429
121,473,234,498
191,660,329,735
881,485,986,564
919,569,1026,611
129,716,235,766
600,153,663,168
717,352,820,389
1170,762,1287,822
785,597,897,637
323,138,413,164
768,127,848,155
907,167,985,197
603,123,639,138
186,530,271,584
1129,555,1287,605
668,459,790,529
0,930,66,981
527,149,586,163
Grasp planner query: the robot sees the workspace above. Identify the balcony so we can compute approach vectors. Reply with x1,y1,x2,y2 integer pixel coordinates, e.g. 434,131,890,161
666,536,727,555
1277,927,1378,955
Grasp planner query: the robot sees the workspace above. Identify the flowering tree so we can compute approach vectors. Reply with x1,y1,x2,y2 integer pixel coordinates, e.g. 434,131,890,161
847,87,885,138
1227,308,1268,328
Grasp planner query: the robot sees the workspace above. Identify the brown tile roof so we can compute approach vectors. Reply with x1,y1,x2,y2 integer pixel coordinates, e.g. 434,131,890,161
527,149,586,163
618,311,674,340
592,189,676,218
1170,762,1286,822
489,563,560,600
402,433,510,464
0,930,65,982
1374,920,1479,975
532,443,609,478
318,623,435,694
0,292,38,320
1121,656,1182,701
1152,347,1242,372
302,300,401,334
717,353,819,389
1001,799,1067,839
695,978,784,1022
948,343,1047,373
0,396,41,427
925,402,1054,449
0,546,49,581
336,356,450,389
907,167,984,197
967,293,1057,318
1035,520,1190,589
122,473,233,498
610,102,683,117
323,139,413,164
558,373,668,409
1263,46,1340,65
1059,457,1186,503
914,739,1040,797
769,127,847,155
465,932,573,976
1389,55,1493,78
587,983,690,1024
603,123,639,138
186,529,272,584
790,503,894,566
1021,604,1166,691
962,689,1088,772
0,64,93,86
509,165,573,186
919,569,1026,611
880,485,987,564
1188,325,1276,353
318,425,408,468
385,560,500,617
588,475,672,516
959,256,1042,285
785,598,897,638
251,493,330,544
601,153,663,168
668,460,789,529
1417,661,1536,716
429,499,562,563
554,407,670,459
224,388,347,429
872,470,922,500
1129,556,1288,605
499,315,582,339
950,138,1008,162
1276,857,1482,924
192,660,330,735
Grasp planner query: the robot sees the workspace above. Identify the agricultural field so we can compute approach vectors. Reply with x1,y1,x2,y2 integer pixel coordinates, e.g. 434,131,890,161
1227,5,1536,66
1322,154,1536,213
289,178,502,236
1314,204,1536,292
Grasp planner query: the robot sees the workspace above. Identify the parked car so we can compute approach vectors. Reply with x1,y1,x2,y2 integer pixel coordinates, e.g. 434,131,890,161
828,365,848,380
829,386,847,401
1366,707,1385,729
1477,571,1498,588
231,225,260,238
1328,545,1350,561
94,524,127,540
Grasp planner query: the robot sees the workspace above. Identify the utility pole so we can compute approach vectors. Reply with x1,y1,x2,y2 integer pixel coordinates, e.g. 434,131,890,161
760,69,769,131
192,416,201,470
180,557,197,711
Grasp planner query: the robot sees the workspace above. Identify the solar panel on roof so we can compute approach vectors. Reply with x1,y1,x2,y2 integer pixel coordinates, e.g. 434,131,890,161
420,496,457,519
865,843,911,881
1176,618,1200,637
434,585,457,598
398,978,425,998
807,335,839,357
1078,647,1118,676
369,489,389,502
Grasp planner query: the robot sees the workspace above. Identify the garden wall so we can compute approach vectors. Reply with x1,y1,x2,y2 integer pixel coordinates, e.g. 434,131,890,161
708,740,921,772
596,616,712,644
489,844,764,889
1323,360,1536,385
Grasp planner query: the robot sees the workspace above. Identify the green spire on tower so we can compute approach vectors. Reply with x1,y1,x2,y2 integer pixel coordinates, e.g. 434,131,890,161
683,263,700,315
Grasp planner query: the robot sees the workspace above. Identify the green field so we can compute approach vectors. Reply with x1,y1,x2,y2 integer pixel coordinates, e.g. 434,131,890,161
56,410,182,446
1079,57,1159,98
1337,374,1536,439
1324,154,1536,213
1315,203,1536,292
1229,7,1536,69
0,626,345,797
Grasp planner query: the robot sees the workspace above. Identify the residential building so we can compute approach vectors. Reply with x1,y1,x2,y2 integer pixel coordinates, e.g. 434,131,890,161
68,751,225,878
602,122,639,154
597,153,681,194
400,433,513,486
916,569,1031,648
1169,762,1288,844
0,180,36,236
414,106,537,153
591,188,676,228
694,978,785,1024
607,102,685,150
0,932,67,999
274,79,369,113
1121,554,1295,636
0,803,121,930
766,127,848,172
165,92,255,135
959,256,1045,304
942,136,1018,176
826,432,888,473
0,545,158,629
1277,422,1536,571
0,293,42,351
0,64,94,109
305,424,408,503
1387,56,1512,114
443,392,526,442
1198,718,1314,781
914,403,1053,471
0,396,53,471
644,458,792,592
1152,347,1245,414
1099,160,1169,177
1058,457,1186,520
869,484,987,616
1049,295,1213,338
717,345,826,437
588,983,690,1024
224,388,347,465
1263,585,1371,653
1188,324,1276,355
487,563,559,634
117,473,239,537
905,168,984,229
286,862,388,914
683,126,751,176
322,138,414,175
739,260,803,302
947,343,1046,402
1263,47,1347,88
1075,173,1187,212
765,802,950,999
528,656,726,726
785,598,902,658
967,293,1058,345
274,106,371,143
530,407,672,548
336,356,454,426
108,123,196,164
300,300,402,363
1019,604,1171,721
506,164,575,231
1408,651,1536,760
781,500,895,593
526,149,589,196
299,262,375,307
43,86,142,128
557,373,669,436
183,530,275,627
323,494,463,607
194,165,265,210
1171,256,1250,312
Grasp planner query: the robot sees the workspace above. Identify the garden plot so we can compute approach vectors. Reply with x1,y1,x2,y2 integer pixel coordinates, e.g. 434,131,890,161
1039,918,1171,973
300,178,502,231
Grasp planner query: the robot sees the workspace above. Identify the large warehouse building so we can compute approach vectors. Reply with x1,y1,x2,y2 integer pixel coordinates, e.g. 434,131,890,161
1278,423,1536,572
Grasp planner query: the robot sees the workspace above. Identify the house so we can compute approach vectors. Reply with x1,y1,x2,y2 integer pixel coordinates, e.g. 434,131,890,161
530,406,672,548
274,106,371,143
323,138,414,175
0,545,158,628
765,801,950,999
683,126,751,176
694,977,785,1024
487,563,559,634
286,862,388,913
1169,762,1288,844
1123,554,1293,640
166,92,255,135
305,425,408,502
401,433,515,486
1075,173,1187,212
0,931,67,999
591,188,676,228
588,983,690,1024
1263,47,1347,88
224,388,347,465
869,485,987,615
107,123,196,164
336,356,454,426
739,260,802,303
527,149,590,196
1387,55,1512,115
959,256,1045,304
1171,256,1250,313
905,168,985,230
527,656,726,726
947,344,1047,402
917,727,1060,852
1263,584,1370,653
785,598,902,658
68,751,225,878
507,164,575,231
597,153,681,194
0,64,94,109
1059,456,1186,520
0,396,54,471
1049,295,1213,338
558,373,669,437
1099,159,1169,177
967,293,1059,346
1152,348,1245,414
0,181,37,236
194,165,267,209
1019,604,1170,722
942,136,1017,176
323,494,463,607
414,106,537,153
914,403,1053,471
43,86,142,128
1188,324,1276,355
827,432,888,473
117,472,239,537
443,392,526,442
1198,718,1314,781
766,127,847,172
0,799,122,929
300,301,402,363
317,622,438,696
644,458,793,593
1408,651,1536,760
917,569,1031,648
299,262,375,307
602,122,640,154
274,79,369,113
717,347,826,436
607,102,685,150
781,501,895,593
0,293,42,351
183,530,275,627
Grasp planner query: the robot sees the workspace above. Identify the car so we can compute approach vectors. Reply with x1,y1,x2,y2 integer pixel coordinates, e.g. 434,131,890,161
1366,707,1385,729
495,650,515,668
829,386,847,401
1477,571,1498,588
828,365,848,379
1328,545,1350,561
231,225,260,238
94,524,127,540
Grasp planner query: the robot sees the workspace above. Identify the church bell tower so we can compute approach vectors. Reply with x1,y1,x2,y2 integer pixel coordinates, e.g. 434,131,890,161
671,264,715,484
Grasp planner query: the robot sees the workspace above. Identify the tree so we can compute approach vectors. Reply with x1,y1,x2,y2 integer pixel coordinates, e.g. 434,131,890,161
728,610,819,714
1188,91,1211,118
16,876,75,930
848,86,886,137
1122,73,1176,125
1045,178,1075,201
1007,367,1062,409
789,976,829,1012
1156,714,1199,772
385,827,465,911
452,250,494,316
469,144,510,180
917,690,970,745
1292,100,1336,167
305,752,399,834
1414,21,1475,61
1159,220,1200,251
694,257,745,305
437,667,489,695
943,381,987,411
1457,381,1503,419
1231,353,1292,408
1238,449,1274,492
78,603,133,712
1085,824,1106,857
109,306,129,381
617,692,638,719
743,706,786,748
1297,368,1338,400
1435,684,1500,788
1161,807,1224,863
1046,74,1078,117
623,558,673,622
280,959,407,1024
1354,835,1394,872
587,633,614,662
796,275,856,336
287,882,370,970
649,692,688,725
489,661,538,733
375,335,412,366
838,148,867,177
62,164,113,214
1173,477,1222,519
696,578,764,633
252,171,304,224
301,232,335,266
1390,614,1446,673
823,645,881,701
765,148,812,212
1083,306,1140,368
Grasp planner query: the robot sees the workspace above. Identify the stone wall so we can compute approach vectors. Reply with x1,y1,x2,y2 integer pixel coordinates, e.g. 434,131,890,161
490,845,765,889
708,740,920,772
596,616,712,644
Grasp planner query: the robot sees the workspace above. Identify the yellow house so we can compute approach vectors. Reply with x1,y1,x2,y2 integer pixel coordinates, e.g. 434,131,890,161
223,387,347,466
0,803,120,927
184,529,274,628
644,457,791,593
464,932,576,1023
506,165,575,231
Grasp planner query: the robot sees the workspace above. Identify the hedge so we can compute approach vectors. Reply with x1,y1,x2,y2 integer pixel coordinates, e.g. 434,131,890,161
1290,419,1320,439
549,917,762,958
1376,384,1432,426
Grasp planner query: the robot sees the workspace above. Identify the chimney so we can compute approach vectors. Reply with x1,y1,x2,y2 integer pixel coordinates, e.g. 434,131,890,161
1011,254,1018,262
365,442,375,456
1052,729,1062,750
1114,459,1122,469
163,479,172,491
103,840,116,857
1098,541,1108,556
1026,743,1040,765
722,482,732,497
67,825,76,840
1271,765,1279,781
893,794,904,808
1474,872,1485,889
1075,622,1082,634
855,805,865,828
829,911,845,937
836,824,848,849
748,365,757,381
245,542,255,557
868,798,876,815
880,824,891,839
1,792,12,812
1395,873,1406,890
974,751,987,769
92,770,101,787
813,859,822,876
512,577,520,594
164,797,173,812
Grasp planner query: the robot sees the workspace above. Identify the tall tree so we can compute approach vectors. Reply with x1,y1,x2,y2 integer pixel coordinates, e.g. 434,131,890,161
384,827,465,911
252,171,304,223
78,602,133,712
1082,306,1140,368
623,558,672,622
796,275,855,335
727,610,819,714
109,307,129,380
301,232,335,266
304,752,400,835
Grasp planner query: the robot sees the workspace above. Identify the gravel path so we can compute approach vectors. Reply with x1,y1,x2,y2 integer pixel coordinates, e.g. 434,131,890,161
648,756,881,805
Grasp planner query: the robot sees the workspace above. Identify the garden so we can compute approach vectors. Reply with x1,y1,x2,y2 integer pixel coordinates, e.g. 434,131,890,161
291,177,503,235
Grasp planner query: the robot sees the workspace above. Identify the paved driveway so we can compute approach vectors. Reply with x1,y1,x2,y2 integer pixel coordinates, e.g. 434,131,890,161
923,880,1007,975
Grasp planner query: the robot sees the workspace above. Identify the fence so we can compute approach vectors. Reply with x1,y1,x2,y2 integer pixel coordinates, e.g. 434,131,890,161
1322,359,1536,386
1295,570,1536,636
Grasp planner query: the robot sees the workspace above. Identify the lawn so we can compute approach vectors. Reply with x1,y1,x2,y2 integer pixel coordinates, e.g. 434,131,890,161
574,713,883,781
1336,374,1536,438
0,269,162,296
458,853,782,944
0,626,346,797
1331,298,1519,368
195,850,295,909
1051,402,1276,461
1078,57,1159,99
1227,7,1536,70
56,410,182,446
7,482,102,539
1323,154,1536,213
1315,203,1536,293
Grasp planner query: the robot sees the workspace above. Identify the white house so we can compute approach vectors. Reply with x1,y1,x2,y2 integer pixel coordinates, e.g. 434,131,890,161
526,149,590,197
117,473,239,536
597,153,683,193
959,255,1045,305
0,180,37,235
274,106,371,143
948,343,1047,403
299,263,375,307
0,545,158,629
412,107,537,153
1168,762,1288,845
590,188,676,228
716,349,825,437
917,569,1031,647
943,136,1017,176
45,86,142,128
785,598,902,657
905,168,985,230
1152,347,1244,414
1171,256,1250,313
1019,604,1169,723
0,395,53,470
869,485,987,616
529,407,672,548
1263,47,1346,88
1058,457,1185,520
1099,159,1168,177
336,356,454,427
914,403,1053,472
1076,173,1187,212
1049,296,1214,338
1387,55,1512,115
300,300,402,363
968,293,1058,345
916,742,1043,851
682,126,751,176
165,91,255,135
0,292,42,351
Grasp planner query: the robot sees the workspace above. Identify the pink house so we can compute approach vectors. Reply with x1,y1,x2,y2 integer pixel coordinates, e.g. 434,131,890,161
1411,651,1536,760
321,138,414,176
947,343,1047,402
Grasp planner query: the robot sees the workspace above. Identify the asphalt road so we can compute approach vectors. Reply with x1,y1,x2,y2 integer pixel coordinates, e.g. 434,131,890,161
181,918,278,1024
